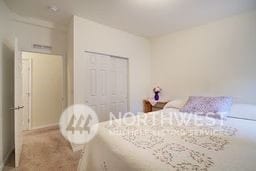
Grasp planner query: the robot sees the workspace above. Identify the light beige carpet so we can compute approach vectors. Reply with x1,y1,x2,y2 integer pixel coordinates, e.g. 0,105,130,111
4,129,81,171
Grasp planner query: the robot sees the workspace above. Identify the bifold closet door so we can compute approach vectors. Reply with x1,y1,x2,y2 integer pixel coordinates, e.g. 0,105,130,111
85,52,110,121
85,52,128,122
109,57,128,116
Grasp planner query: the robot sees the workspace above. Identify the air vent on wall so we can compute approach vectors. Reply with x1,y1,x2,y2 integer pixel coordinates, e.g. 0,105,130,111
33,44,52,51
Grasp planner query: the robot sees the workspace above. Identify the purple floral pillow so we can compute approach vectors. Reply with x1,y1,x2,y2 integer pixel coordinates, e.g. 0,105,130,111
180,96,233,118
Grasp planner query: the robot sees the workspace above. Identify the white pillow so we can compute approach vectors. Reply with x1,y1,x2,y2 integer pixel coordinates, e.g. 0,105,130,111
164,99,187,109
229,104,256,120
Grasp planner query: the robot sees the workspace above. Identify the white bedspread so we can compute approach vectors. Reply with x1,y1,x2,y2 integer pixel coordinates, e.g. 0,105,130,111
78,109,256,171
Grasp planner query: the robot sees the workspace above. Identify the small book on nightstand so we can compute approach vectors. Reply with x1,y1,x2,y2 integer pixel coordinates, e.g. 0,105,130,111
143,99,169,113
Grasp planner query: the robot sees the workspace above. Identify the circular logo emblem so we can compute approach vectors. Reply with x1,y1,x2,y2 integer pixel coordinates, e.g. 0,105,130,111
59,104,99,144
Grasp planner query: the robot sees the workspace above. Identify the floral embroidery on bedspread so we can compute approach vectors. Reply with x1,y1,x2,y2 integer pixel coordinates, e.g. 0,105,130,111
180,126,237,151
153,143,214,170
123,132,164,149
104,113,237,170
181,135,229,151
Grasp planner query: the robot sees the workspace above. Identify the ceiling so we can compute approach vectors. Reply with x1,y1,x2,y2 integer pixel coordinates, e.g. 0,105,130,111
4,0,256,37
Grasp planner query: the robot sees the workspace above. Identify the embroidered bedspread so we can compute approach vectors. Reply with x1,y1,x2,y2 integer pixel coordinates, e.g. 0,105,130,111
78,109,256,171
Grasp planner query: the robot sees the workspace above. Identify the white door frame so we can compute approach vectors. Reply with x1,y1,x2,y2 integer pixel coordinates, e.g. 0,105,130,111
21,51,66,112
22,57,32,130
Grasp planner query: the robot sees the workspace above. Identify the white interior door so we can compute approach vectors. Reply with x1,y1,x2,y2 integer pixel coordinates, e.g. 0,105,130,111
85,52,128,121
14,39,24,167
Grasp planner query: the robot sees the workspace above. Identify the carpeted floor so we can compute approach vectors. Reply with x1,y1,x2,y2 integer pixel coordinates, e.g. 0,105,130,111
4,129,81,171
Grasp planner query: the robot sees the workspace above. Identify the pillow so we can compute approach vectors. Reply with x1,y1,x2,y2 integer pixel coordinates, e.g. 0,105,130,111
230,104,256,121
180,96,233,119
164,99,187,109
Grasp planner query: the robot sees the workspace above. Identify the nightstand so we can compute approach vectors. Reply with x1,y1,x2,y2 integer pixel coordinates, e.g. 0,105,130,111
143,100,169,113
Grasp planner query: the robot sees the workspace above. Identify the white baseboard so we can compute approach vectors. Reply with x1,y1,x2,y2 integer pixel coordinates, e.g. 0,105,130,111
31,123,59,130
23,123,59,136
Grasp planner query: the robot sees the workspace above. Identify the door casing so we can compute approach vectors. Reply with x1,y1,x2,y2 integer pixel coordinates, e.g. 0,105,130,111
22,58,32,130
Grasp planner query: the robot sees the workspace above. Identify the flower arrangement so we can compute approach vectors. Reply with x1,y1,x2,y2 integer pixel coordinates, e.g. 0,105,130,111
153,86,161,101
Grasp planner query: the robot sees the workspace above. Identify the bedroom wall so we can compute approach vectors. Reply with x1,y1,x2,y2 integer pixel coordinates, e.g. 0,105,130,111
151,10,256,104
10,17,68,109
10,16,67,56
0,0,14,169
73,16,151,113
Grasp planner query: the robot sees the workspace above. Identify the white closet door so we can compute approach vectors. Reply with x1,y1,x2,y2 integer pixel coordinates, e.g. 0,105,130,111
86,53,111,121
85,52,128,122
109,57,128,116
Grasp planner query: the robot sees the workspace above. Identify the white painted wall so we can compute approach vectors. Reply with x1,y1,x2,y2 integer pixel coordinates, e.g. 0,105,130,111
0,0,14,169
72,16,151,113
151,10,256,104
5,15,68,111
10,18,68,109
10,17,67,56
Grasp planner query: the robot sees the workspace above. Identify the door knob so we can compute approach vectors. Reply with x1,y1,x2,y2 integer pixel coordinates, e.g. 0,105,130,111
9,105,24,111
18,105,24,109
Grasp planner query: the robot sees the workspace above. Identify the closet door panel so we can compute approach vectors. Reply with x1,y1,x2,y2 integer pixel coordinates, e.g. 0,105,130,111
97,54,110,121
109,57,128,116
85,52,110,121
86,53,98,114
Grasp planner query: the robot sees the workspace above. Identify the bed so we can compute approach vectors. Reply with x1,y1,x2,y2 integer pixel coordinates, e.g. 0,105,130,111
78,106,256,171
